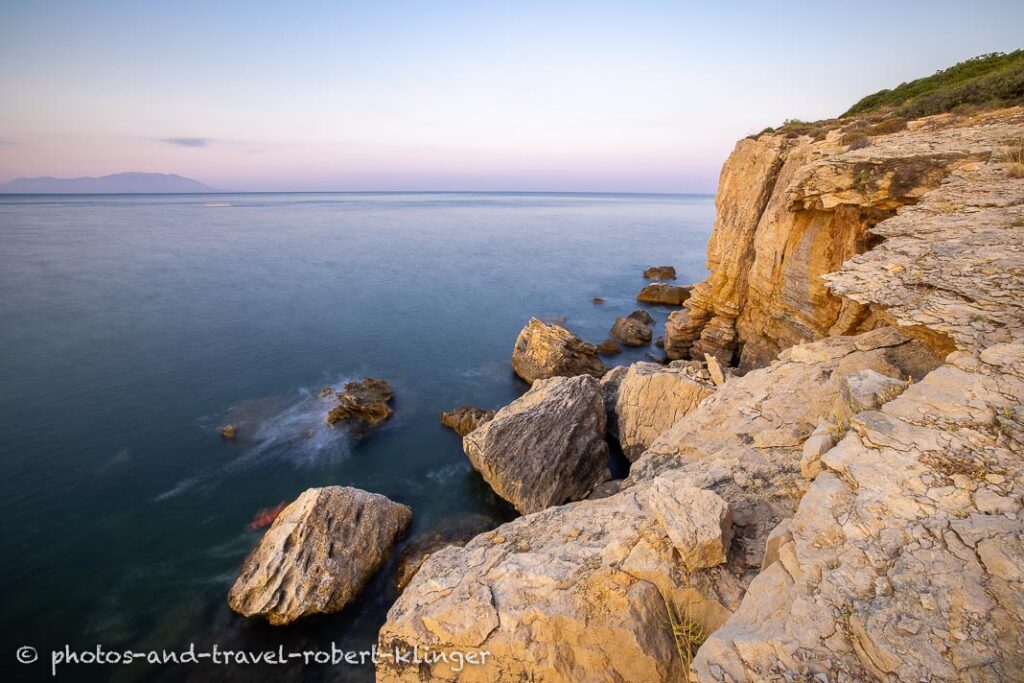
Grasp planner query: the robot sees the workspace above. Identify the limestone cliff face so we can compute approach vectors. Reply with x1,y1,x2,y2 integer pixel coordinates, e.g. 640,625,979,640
669,115,1006,371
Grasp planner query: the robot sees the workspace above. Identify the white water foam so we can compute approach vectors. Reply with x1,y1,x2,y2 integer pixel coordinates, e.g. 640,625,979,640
154,376,358,500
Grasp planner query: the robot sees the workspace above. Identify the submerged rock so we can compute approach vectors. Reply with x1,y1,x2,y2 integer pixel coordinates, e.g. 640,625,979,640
610,309,654,346
591,296,606,304
219,424,238,439
325,377,393,428
614,362,716,461
643,265,677,280
636,282,691,306
227,486,411,625
596,337,622,355
463,375,610,514
511,317,607,384
439,406,495,437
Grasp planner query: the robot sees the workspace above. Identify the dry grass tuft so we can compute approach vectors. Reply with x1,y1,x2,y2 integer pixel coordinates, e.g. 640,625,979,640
661,584,709,680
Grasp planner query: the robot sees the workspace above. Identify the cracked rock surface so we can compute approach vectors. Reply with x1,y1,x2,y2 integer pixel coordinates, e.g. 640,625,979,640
378,477,732,682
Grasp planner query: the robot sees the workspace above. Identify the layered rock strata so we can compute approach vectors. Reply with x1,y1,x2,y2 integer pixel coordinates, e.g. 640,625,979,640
667,110,1023,371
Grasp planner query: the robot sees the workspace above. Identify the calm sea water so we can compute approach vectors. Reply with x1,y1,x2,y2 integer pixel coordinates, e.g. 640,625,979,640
0,192,714,681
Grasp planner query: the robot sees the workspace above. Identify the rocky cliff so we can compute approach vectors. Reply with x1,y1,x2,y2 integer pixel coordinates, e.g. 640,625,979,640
378,107,1024,682
667,109,1023,371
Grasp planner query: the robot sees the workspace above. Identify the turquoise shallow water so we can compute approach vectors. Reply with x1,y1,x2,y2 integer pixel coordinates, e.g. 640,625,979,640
0,192,714,681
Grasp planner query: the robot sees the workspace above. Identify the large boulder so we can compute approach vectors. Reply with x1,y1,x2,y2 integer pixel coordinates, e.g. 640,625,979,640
325,377,394,428
614,362,716,461
378,475,733,681
463,375,610,514
440,406,495,437
636,282,691,306
228,486,411,625
511,317,607,384
610,309,655,346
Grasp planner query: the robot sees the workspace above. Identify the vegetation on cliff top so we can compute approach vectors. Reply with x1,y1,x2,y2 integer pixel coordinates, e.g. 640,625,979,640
750,51,1024,141
843,50,1024,118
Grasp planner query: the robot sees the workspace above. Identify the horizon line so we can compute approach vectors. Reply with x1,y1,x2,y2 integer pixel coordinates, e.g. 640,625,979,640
0,189,718,197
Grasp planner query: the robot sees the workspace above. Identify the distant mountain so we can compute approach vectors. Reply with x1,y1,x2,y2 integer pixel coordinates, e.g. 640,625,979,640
0,172,220,194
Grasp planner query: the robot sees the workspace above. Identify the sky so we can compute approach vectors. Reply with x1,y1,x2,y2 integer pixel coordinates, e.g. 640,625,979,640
1,1,1022,193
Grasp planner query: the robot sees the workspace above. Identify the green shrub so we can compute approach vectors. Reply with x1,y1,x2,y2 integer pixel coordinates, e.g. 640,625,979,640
843,50,1024,118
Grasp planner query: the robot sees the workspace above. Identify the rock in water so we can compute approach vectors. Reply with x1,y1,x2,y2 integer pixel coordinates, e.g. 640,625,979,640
439,406,495,437
219,424,238,439
636,282,691,305
325,377,393,428
643,265,677,280
227,486,411,625
615,362,716,460
596,337,622,355
463,375,610,513
511,317,607,384
610,309,654,346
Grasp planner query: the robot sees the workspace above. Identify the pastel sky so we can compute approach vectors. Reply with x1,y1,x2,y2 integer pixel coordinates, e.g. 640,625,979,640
1,1,1022,192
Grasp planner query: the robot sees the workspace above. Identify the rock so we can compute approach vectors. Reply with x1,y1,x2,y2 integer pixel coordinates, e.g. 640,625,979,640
591,296,606,304
228,486,411,625
325,377,394,428
655,336,665,348
664,308,695,360
510,318,607,384
628,330,942,595
614,362,715,461
462,375,610,513
394,516,494,592
839,368,909,416
643,265,677,280
610,309,654,346
799,418,835,479
636,282,690,306
695,345,1024,683
704,353,726,386
668,111,1024,371
596,338,622,355
440,406,495,437
759,518,792,571
586,479,623,500
220,424,237,439
378,475,732,681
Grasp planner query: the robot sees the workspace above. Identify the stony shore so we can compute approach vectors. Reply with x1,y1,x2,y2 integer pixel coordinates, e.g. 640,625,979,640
227,106,1023,681
379,106,1024,681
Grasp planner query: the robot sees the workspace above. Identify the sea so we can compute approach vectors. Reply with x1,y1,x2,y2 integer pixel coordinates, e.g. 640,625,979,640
0,191,714,681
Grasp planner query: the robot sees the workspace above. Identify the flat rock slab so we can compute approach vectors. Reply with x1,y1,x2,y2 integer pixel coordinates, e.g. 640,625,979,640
228,486,411,625
637,282,690,305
